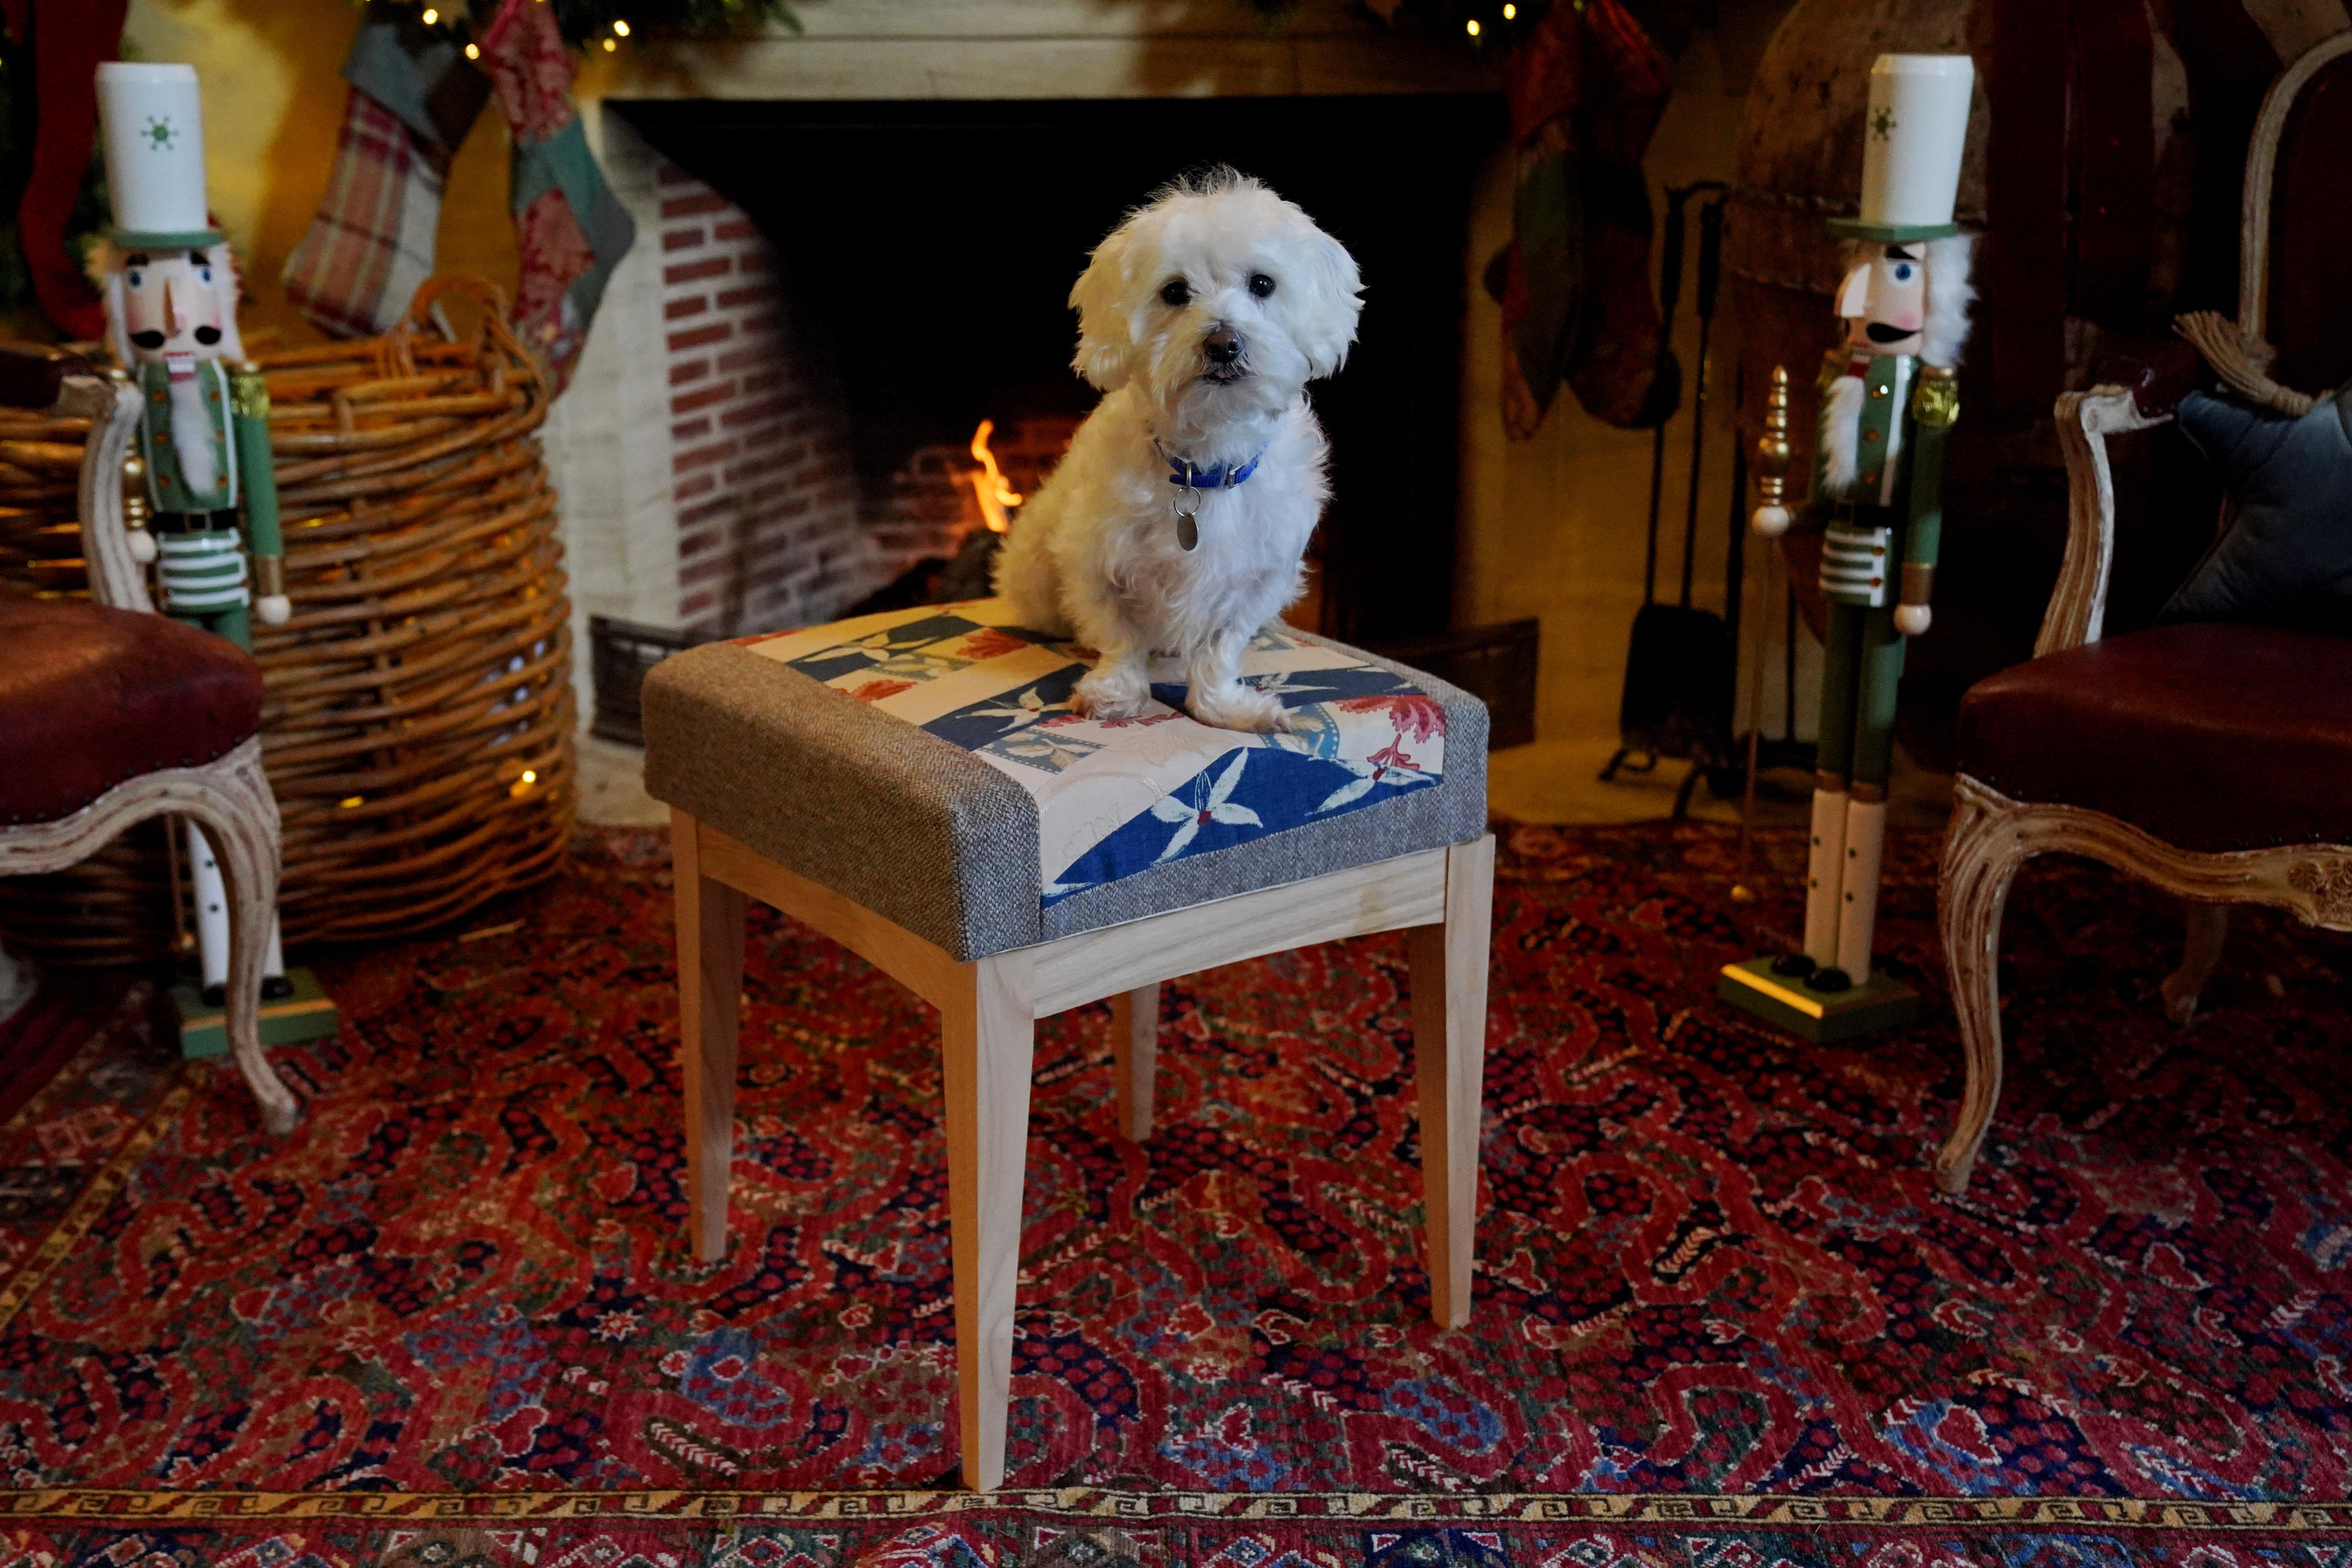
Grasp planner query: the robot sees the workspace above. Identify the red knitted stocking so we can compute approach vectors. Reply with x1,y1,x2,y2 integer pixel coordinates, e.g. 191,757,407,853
9,0,129,340
1496,0,1674,437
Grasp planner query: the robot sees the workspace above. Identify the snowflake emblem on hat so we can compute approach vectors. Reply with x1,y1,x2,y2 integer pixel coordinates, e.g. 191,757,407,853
142,116,179,150
1870,107,1897,140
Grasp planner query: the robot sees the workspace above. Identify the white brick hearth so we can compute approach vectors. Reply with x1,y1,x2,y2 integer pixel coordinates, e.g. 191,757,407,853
542,113,885,710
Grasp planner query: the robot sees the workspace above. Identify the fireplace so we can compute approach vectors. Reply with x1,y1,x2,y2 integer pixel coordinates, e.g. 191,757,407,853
542,28,1520,739
655,94,1497,628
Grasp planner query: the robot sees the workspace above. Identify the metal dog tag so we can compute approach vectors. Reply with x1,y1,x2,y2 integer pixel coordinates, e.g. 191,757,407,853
1174,488,1201,551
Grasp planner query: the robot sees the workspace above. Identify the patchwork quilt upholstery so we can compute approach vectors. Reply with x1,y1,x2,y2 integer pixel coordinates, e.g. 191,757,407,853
643,599,1489,960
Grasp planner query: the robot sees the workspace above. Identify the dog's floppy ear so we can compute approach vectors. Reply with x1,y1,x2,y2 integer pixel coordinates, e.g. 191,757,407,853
1069,225,1137,393
1288,219,1364,381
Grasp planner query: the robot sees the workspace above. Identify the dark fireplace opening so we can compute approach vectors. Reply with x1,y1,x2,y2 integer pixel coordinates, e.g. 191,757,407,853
619,94,1502,647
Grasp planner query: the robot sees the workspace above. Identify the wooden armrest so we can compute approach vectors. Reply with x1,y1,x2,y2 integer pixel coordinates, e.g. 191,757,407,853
0,343,96,412
0,346,152,612
73,377,155,614
53,375,117,421
2041,387,2172,656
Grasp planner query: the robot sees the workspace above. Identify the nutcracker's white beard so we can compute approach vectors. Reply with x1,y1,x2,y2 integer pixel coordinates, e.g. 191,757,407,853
1819,373,1864,496
1918,234,1975,370
167,367,220,505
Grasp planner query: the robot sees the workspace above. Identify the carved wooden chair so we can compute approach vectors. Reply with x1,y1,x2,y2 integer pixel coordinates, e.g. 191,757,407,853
0,348,299,1133
1932,35,2352,1194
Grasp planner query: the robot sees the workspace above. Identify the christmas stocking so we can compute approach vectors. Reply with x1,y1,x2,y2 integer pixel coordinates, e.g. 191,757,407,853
1493,0,1674,438
6,0,129,341
479,0,635,394
283,3,488,338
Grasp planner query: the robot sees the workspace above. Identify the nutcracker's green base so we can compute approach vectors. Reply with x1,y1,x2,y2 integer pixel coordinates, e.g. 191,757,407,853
1717,957,1919,1042
172,967,339,1060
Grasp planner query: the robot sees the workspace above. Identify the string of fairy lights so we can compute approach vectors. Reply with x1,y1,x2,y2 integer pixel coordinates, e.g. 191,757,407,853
1455,0,1550,44
379,0,795,56
1248,0,1552,47
382,0,1543,57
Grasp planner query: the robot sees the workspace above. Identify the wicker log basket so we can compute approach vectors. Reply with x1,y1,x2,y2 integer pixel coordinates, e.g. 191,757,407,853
0,277,576,962
0,402,175,961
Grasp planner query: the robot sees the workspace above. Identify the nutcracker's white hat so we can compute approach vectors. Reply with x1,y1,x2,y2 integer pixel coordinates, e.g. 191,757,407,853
1827,54,1974,244
96,62,224,250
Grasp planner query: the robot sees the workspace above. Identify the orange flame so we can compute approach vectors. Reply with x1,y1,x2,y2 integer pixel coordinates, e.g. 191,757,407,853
968,419,1023,533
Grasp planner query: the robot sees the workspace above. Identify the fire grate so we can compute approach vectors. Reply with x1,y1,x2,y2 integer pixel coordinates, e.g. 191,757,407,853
589,615,712,748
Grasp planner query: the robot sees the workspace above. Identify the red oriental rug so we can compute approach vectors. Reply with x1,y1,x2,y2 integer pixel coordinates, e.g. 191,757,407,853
0,823,2348,1567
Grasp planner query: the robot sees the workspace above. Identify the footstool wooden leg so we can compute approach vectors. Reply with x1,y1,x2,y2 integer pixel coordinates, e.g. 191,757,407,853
1408,834,1494,1330
672,810,746,1264
1110,982,1159,1142
941,950,1036,1491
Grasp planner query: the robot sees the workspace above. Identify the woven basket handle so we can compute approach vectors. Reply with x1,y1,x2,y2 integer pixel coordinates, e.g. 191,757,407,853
391,275,549,403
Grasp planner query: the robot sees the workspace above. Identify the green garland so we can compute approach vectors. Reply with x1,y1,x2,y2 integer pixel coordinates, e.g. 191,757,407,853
410,0,1546,53
376,0,798,47
1257,0,1555,48
532,0,801,47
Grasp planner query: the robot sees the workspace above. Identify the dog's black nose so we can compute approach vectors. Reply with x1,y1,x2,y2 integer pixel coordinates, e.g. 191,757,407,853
1204,325,1244,365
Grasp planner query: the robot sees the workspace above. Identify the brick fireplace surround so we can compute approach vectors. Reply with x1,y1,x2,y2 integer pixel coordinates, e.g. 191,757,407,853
650,155,867,632
540,0,1492,718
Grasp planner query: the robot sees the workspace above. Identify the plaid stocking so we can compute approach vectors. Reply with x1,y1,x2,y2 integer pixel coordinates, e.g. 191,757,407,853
282,91,446,338
479,0,634,393
1494,0,1675,437
282,5,487,338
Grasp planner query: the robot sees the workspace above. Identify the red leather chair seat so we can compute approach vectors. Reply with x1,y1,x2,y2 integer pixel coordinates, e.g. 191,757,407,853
0,597,263,827
1956,623,2352,853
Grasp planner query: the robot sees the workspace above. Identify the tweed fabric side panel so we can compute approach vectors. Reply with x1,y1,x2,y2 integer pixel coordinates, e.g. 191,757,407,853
641,643,1042,961
1040,632,1490,941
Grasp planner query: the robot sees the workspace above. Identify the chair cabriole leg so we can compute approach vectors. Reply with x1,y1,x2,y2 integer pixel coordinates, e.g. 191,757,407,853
187,753,301,1135
1110,982,1159,1142
2160,902,2230,1028
1409,834,1494,1329
1934,788,2029,1194
672,809,746,1264
941,949,1036,1491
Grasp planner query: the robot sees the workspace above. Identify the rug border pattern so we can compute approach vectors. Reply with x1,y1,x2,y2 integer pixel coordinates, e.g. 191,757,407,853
0,1488,2346,1532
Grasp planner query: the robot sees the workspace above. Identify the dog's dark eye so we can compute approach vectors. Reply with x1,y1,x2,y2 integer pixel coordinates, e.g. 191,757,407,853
1160,278,1192,307
1248,272,1276,298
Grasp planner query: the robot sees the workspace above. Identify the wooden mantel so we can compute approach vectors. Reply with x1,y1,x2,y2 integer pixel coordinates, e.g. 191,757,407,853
579,0,1499,102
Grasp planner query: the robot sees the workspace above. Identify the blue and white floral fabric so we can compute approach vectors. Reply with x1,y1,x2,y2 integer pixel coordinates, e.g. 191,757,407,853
734,599,1446,908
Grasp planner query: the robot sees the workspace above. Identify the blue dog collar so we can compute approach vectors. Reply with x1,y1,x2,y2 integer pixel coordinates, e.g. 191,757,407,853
1154,438,1264,491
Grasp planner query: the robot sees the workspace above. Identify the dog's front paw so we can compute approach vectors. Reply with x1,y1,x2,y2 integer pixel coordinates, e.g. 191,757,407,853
1072,665,1152,721
1188,683,1289,733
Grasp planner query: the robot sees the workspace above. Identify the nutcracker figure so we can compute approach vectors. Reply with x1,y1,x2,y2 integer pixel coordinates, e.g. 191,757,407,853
1720,53,1976,1041
94,62,297,1011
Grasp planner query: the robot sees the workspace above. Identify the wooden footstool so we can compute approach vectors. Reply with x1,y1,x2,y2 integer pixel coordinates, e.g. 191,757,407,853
643,599,1493,1490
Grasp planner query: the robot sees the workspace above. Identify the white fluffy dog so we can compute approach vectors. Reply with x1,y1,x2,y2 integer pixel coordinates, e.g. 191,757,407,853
992,169,1364,732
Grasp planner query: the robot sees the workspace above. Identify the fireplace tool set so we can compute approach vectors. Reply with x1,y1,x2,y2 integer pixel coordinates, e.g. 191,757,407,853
1602,184,1811,820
